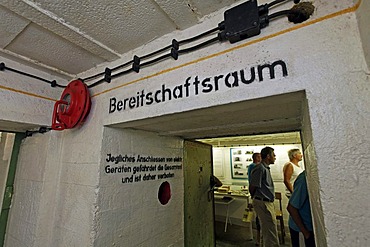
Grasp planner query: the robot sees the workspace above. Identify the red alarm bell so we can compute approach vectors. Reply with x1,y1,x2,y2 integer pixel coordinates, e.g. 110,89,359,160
51,79,91,130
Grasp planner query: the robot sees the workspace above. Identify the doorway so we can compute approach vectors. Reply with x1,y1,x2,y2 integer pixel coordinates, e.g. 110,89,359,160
197,132,303,246
110,91,322,246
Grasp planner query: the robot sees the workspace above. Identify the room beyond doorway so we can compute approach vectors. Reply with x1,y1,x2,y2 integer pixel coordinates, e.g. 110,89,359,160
197,132,301,246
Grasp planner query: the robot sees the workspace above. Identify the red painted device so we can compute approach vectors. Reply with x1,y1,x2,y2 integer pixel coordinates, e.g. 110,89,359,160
52,79,91,130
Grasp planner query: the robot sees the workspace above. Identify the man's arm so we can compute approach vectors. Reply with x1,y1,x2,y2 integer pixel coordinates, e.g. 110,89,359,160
249,184,257,197
213,176,223,187
287,202,311,239
248,166,261,197
283,163,293,193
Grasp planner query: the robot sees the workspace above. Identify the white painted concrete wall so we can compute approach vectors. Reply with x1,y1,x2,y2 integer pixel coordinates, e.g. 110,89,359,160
1,1,369,247
5,102,103,247
50,99,104,247
96,128,184,246
357,0,370,69
5,131,63,246
300,97,327,246
0,56,65,127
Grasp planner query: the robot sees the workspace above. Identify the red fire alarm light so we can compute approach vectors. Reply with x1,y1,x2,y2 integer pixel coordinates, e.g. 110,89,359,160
51,79,91,130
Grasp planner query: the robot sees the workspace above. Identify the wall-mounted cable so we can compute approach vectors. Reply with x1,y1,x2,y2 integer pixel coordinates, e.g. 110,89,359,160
82,27,220,84
86,36,220,88
25,126,52,137
0,62,65,88
84,0,313,88
1,0,314,93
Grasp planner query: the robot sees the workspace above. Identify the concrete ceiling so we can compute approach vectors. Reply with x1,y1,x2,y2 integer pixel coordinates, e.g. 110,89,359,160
111,91,306,141
198,131,301,147
0,0,240,77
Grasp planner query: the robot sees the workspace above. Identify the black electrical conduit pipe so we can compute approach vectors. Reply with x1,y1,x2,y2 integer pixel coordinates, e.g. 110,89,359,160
82,26,221,83
0,0,309,91
0,62,65,88
87,36,220,88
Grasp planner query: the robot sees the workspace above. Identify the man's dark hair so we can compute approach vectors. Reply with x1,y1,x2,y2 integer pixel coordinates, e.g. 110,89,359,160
252,153,260,161
261,146,274,159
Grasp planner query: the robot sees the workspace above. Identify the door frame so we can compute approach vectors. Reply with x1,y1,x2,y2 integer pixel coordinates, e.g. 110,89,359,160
0,132,25,247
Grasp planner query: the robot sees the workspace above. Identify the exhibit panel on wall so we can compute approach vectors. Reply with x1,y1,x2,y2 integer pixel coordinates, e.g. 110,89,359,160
212,144,304,183
213,148,225,178
230,148,256,179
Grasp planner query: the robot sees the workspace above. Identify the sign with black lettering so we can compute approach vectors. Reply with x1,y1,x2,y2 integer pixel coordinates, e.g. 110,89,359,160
108,60,288,113
105,154,183,184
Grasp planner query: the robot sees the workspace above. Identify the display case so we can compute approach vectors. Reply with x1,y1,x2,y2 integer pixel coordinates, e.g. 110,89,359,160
230,148,254,179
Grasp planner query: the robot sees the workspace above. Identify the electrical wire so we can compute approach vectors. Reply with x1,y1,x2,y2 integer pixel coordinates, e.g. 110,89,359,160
86,78,106,88
0,63,66,88
1,0,311,91
81,26,220,83
25,126,52,137
86,35,220,88
178,37,220,54
268,10,291,20
141,53,172,67
267,0,287,8
178,27,220,45
140,27,220,59
81,71,105,82
82,60,133,82
268,1,314,22
267,0,300,8
84,1,313,88
2,26,219,88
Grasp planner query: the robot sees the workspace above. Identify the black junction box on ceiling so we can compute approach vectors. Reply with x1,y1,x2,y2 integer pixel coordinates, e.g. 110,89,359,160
223,0,261,43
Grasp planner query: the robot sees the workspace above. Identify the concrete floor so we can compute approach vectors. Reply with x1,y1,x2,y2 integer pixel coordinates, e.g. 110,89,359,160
215,221,292,247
